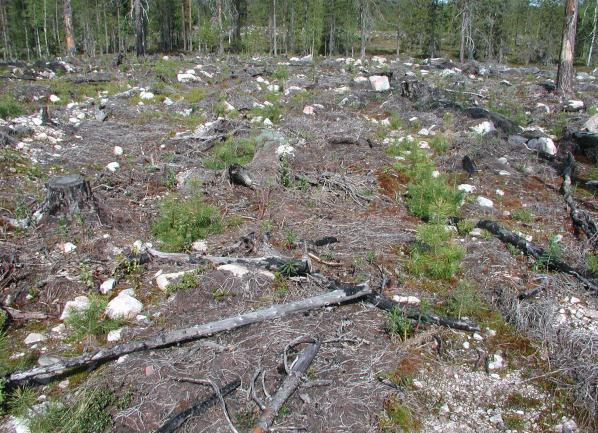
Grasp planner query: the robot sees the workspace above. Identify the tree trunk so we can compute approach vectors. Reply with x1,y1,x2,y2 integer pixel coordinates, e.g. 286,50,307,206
556,0,579,95
134,0,144,56
43,0,49,57
587,0,598,66
0,0,8,60
396,6,400,59
460,0,469,63
216,0,223,55
428,0,438,58
272,0,277,56
63,0,76,56
359,0,366,59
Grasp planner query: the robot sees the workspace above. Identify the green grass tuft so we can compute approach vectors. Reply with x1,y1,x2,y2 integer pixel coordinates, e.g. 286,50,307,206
384,308,414,341
64,295,123,342
152,191,223,252
203,137,257,170
0,94,27,119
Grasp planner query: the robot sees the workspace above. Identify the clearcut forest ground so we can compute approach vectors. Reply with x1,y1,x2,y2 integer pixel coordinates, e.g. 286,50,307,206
0,52,597,433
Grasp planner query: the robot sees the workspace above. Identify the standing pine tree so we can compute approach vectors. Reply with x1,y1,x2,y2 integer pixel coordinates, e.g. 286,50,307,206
557,0,579,94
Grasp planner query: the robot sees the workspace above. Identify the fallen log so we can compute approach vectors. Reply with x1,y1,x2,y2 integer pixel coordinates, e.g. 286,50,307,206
155,379,240,433
252,340,321,433
477,220,597,293
560,152,597,244
365,291,480,332
147,248,310,276
5,283,371,387
2,306,50,321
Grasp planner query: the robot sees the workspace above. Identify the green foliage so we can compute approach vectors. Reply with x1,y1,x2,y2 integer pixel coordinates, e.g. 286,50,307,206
279,156,292,187
456,219,475,236
385,308,413,341
153,58,188,79
64,295,123,342
166,271,199,294
406,223,465,280
279,261,298,277
251,97,282,123
588,253,598,276
284,229,297,248
0,309,7,331
0,94,26,119
272,272,289,296
445,281,485,319
389,113,403,130
152,191,223,252
272,65,289,81
503,414,525,430
406,177,463,221
183,87,207,103
234,409,258,429
380,396,421,432
8,387,36,417
429,134,450,154
550,112,570,138
28,387,130,433
211,287,233,301
511,208,534,223
533,236,563,272
78,263,94,288
203,137,256,170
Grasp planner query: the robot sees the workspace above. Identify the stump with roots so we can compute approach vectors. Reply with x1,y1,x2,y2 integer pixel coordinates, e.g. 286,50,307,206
42,175,101,222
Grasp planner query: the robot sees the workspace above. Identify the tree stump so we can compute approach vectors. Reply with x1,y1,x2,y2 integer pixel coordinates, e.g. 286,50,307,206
43,175,100,221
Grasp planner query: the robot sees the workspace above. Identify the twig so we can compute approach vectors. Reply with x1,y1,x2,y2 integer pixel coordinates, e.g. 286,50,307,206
307,252,342,267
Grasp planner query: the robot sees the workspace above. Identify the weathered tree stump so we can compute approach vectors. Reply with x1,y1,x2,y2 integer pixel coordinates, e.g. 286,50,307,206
43,175,100,221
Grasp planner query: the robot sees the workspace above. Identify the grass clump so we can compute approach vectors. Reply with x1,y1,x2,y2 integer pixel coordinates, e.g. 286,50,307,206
152,191,223,252
445,281,485,319
429,134,451,153
203,137,256,170
8,387,36,417
503,414,525,430
165,271,199,294
406,223,465,280
183,87,206,103
272,65,289,81
28,387,130,433
384,308,414,341
0,94,27,119
533,236,563,272
511,208,534,223
64,295,123,342
588,253,598,276
389,113,403,130
380,396,421,432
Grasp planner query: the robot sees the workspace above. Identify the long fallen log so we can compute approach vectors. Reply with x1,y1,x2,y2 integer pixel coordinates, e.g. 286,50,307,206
147,248,310,276
5,283,371,387
155,379,241,433
252,340,321,433
366,292,480,332
560,153,597,245
477,220,597,293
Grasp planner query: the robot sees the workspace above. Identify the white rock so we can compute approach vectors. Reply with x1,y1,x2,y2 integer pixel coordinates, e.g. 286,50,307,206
583,114,598,133
177,73,201,83
49,94,60,103
256,76,269,84
497,157,508,165
10,416,30,433
100,278,116,294
431,170,440,178
334,86,351,94
223,101,235,112
476,196,494,208
303,105,315,115
536,102,550,113
566,100,584,111
263,118,274,126
120,288,135,297
276,144,295,157
570,296,580,304
527,137,557,155
441,68,457,77
106,161,120,172
498,170,511,176
458,184,475,193
62,242,77,253
113,146,123,156
418,128,431,136
60,296,90,320
488,353,504,370
353,76,368,83
266,84,280,92
24,332,46,345
470,228,482,237
218,264,250,278
184,69,196,75
251,116,264,124
105,293,143,320
495,189,504,196
107,328,123,342
163,97,174,106
470,121,495,135
369,75,390,92
372,55,387,64
51,323,66,334
489,413,503,425
116,355,128,364
463,341,470,349
380,118,391,127
140,91,154,100
192,240,208,253
419,141,430,149
392,295,421,305
473,333,483,341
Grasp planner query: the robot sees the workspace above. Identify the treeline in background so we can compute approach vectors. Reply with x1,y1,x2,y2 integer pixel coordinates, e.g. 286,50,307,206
0,0,597,66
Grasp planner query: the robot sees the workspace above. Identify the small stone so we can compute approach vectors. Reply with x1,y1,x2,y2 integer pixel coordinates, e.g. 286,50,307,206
107,328,123,342
463,341,470,349
24,332,46,345
488,353,504,370
570,296,580,304
218,264,250,278
470,121,495,135
105,293,143,320
497,157,508,165
113,146,123,156
473,333,483,341
476,196,494,208
458,184,475,193
392,295,421,305
63,242,77,253
51,323,66,333
140,91,154,100
49,94,60,103
496,189,504,196
58,379,69,389
303,105,315,115
527,137,557,155
145,365,155,376
470,228,482,237
100,278,116,294
61,296,90,320
266,84,280,92
192,240,208,253
106,161,120,172
263,118,273,126
116,355,128,364
489,413,503,425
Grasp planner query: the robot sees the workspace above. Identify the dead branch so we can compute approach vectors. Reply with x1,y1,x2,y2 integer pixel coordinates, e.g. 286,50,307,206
155,379,240,433
294,172,373,206
366,291,481,332
147,247,310,276
477,220,598,293
307,252,342,267
2,306,50,321
560,152,597,245
252,340,321,433
6,283,371,387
